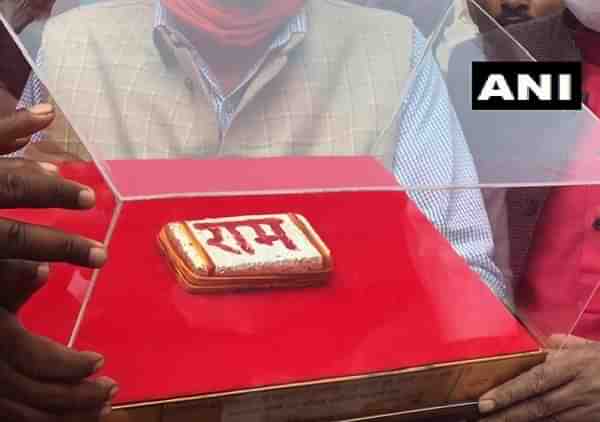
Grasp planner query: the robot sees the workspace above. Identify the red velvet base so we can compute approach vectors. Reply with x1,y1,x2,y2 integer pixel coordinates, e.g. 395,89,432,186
74,192,537,405
10,159,538,406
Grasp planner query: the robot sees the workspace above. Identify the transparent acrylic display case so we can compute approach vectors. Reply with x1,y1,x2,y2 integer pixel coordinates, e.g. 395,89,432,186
2,1,600,421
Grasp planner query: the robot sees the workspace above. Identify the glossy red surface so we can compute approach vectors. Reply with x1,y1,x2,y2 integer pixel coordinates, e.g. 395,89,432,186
20,159,539,406
75,193,538,405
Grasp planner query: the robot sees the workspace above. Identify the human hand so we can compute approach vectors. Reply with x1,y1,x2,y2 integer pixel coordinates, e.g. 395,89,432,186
23,139,81,163
0,104,117,421
478,334,600,422
0,307,117,421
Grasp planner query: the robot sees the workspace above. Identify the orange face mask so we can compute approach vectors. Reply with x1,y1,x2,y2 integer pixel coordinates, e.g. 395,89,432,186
161,0,305,47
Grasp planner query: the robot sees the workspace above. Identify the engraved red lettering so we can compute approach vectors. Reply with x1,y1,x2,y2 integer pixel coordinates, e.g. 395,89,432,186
194,218,298,256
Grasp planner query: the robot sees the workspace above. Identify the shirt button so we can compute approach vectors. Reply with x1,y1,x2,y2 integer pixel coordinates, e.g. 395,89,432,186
593,218,600,231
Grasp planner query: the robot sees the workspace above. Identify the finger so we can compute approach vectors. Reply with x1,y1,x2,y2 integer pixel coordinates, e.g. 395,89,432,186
0,360,117,412
14,335,104,381
23,143,81,164
0,398,58,422
0,219,107,268
547,334,594,350
0,309,104,380
542,403,600,422
0,260,48,312
0,171,95,210
479,383,582,422
0,398,106,422
479,358,579,414
0,158,60,176
0,105,54,154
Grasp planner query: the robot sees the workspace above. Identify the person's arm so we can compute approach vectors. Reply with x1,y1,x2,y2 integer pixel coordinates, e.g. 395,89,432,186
393,28,509,302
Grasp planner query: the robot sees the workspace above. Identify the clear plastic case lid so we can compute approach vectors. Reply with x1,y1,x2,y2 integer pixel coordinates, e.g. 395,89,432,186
3,0,600,409
5,1,600,195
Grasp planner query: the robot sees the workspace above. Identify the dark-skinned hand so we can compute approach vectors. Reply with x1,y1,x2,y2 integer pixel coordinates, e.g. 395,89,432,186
0,104,117,422
479,334,600,422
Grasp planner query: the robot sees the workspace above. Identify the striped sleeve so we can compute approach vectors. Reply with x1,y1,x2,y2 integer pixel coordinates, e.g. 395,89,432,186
392,28,510,303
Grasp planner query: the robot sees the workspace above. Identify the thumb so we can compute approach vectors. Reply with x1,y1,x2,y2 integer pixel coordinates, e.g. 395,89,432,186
0,104,54,154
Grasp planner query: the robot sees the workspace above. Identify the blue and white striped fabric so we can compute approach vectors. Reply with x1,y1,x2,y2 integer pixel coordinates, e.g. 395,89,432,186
154,3,308,136
399,32,507,301
18,5,507,302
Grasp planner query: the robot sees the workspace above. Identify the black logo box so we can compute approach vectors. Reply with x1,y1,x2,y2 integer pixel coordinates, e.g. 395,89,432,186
472,62,582,111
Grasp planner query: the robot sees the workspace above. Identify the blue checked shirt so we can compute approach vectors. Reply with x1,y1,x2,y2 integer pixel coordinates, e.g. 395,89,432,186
19,5,508,302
